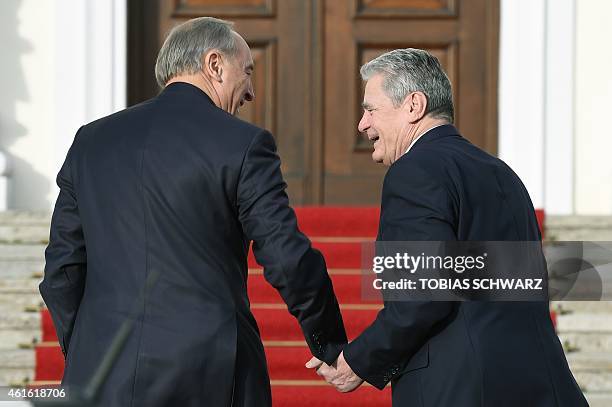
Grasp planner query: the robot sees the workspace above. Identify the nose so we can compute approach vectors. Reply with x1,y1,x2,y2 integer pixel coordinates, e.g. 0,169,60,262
245,81,254,102
358,111,370,133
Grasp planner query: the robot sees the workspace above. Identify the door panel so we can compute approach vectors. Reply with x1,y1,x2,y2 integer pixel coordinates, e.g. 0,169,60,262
354,0,456,17
172,0,276,18
129,0,498,205
154,0,311,203
322,0,497,204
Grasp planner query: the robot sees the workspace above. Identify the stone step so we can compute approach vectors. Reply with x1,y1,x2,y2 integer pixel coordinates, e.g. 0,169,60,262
559,332,612,353
0,293,44,311
0,368,34,387
552,301,612,314
0,331,40,349
547,215,612,241
0,244,46,260
557,313,612,333
0,211,51,243
0,212,50,245
0,213,608,242
0,260,45,279
0,278,41,294
585,392,612,407
0,312,40,331
0,211,50,224
567,351,612,372
575,371,612,394
0,349,35,369
0,225,49,244
0,284,39,299
568,352,612,393
0,303,42,317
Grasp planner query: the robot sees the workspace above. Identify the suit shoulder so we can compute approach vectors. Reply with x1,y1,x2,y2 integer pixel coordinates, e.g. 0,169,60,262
196,105,270,149
213,109,266,139
387,146,447,186
383,158,452,208
79,99,157,136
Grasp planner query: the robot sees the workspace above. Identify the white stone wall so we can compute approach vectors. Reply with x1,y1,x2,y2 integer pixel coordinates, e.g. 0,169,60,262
574,0,612,215
500,0,612,216
1,0,611,215
0,0,126,211
0,0,56,210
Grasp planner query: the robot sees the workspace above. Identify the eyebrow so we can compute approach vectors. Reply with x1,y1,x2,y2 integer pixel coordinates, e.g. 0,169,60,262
361,102,374,110
246,63,254,71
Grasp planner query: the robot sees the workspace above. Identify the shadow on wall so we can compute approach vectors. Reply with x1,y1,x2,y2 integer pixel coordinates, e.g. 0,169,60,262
0,0,51,210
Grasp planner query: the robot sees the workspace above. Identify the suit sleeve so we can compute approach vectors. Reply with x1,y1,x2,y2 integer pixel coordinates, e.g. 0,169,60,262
237,130,347,364
39,130,87,359
343,160,457,389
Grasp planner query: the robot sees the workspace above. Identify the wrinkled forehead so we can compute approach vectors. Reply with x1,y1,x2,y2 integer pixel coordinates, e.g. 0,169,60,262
363,74,389,103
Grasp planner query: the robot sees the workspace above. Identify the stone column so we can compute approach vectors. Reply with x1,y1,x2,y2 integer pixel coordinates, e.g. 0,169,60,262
0,151,9,211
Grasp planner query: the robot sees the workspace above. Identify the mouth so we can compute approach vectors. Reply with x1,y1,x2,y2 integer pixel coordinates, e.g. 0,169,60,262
368,134,380,144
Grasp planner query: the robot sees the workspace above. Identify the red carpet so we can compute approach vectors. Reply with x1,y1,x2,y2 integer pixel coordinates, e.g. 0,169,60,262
254,307,380,341
248,241,365,269
36,207,389,405
249,273,380,304
35,207,547,405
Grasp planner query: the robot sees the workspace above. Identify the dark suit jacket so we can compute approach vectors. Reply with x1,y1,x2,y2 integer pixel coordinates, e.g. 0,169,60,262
343,125,587,407
40,82,347,407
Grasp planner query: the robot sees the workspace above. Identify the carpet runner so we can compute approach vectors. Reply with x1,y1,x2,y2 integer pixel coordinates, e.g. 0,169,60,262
33,207,547,406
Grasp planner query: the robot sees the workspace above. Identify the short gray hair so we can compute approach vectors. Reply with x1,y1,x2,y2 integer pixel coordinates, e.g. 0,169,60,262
155,17,238,88
360,48,454,123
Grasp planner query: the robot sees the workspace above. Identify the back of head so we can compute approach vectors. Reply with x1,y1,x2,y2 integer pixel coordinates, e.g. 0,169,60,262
154,17,237,88
360,48,454,123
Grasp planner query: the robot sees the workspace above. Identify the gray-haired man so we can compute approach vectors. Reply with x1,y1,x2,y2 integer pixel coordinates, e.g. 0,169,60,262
41,17,346,406
307,48,587,406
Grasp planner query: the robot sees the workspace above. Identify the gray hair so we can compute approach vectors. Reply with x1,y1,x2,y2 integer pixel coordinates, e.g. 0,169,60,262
155,17,238,88
360,48,454,123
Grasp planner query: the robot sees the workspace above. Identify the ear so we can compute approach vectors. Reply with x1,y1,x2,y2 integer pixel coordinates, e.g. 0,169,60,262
203,50,224,83
403,91,428,123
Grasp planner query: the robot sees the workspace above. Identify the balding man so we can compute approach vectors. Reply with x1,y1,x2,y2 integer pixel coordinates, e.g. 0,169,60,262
41,17,346,406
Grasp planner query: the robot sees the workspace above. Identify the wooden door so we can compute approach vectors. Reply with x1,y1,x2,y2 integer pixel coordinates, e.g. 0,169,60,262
129,0,319,203
128,0,499,205
322,0,499,203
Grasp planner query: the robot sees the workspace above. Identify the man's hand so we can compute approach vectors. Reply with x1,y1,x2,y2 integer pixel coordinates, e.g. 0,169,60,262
305,356,324,369
305,352,364,393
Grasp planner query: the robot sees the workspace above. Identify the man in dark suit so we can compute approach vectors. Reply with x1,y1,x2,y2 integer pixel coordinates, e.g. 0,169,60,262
40,17,346,406
307,49,588,406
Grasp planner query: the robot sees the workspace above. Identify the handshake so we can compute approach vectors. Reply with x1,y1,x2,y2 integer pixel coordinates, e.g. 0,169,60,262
304,350,365,393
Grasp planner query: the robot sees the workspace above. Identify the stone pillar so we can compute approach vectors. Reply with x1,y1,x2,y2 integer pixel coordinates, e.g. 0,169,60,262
0,151,9,211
